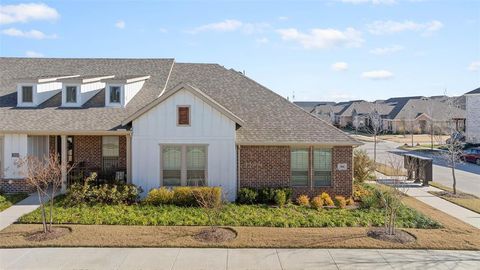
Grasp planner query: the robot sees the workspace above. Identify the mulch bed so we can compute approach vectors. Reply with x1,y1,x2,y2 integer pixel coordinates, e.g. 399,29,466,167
193,227,237,243
367,228,416,244
24,226,71,242
431,191,476,199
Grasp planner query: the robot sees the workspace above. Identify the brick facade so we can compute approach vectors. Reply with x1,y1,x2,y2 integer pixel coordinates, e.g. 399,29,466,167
0,179,35,193
238,145,353,198
73,135,127,170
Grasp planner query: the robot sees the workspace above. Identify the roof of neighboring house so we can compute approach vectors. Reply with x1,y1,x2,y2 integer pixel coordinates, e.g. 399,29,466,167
389,98,466,121
293,101,335,113
465,87,480,95
337,101,394,117
0,57,360,145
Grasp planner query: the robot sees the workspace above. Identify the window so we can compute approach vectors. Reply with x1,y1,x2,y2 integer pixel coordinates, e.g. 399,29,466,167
291,148,309,186
313,148,332,186
178,106,190,125
109,86,121,103
22,86,33,103
66,86,77,103
161,145,207,186
102,136,119,171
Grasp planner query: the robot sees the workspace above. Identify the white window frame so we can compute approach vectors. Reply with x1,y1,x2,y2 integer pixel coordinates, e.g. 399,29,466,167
105,84,124,107
159,144,208,187
65,85,78,104
17,83,36,107
62,84,81,107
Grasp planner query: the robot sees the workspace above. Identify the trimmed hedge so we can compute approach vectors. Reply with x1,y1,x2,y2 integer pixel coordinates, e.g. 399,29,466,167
144,186,222,207
237,187,293,204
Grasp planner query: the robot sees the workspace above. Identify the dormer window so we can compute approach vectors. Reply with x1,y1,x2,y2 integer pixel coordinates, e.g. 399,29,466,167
66,86,78,103
109,86,121,104
22,86,33,103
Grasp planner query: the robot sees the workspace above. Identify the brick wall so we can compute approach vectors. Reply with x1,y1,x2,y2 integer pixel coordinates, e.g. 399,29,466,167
238,145,353,198
74,135,127,169
0,179,35,193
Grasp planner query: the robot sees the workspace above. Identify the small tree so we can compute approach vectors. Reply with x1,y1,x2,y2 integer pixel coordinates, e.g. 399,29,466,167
353,149,375,182
193,187,224,233
17,154,75,233
367,103,384,166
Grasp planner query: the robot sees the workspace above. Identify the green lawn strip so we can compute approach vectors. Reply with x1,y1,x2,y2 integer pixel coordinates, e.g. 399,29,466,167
18,196,440,229
0,193,29,212
428,182,480,214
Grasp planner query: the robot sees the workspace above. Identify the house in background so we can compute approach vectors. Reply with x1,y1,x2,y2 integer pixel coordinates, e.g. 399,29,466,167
0,58,360,200
465,87,480,144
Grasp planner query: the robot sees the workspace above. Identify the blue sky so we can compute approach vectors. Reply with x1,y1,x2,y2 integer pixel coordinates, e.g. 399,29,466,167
0,0,479,101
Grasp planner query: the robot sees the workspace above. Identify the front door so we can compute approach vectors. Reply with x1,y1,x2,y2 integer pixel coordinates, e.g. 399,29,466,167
56,136,74,165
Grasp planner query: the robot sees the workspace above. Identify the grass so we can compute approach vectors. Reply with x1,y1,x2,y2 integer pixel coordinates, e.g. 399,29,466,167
398,144,443,151
375,162,406,176
0,193,28,212
1,197,478,249
428,182,480,214
18,195,440,229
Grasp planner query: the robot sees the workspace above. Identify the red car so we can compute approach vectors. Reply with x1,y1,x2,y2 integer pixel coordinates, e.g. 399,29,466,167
462,148,480,165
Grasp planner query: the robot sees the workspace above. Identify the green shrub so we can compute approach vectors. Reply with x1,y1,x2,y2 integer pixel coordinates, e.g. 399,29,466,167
334,196,347,209
296,195,310,206
310,196,324,210
274,189,286,208
144,187,174,205
359,189,383,209
353,149,375,183
172,187,197,206
258,188,276,204
237,188,258,204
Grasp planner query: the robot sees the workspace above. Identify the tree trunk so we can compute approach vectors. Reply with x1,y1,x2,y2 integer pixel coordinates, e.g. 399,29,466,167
430,123,434,150
451,163,457,195
374,134,377,165
37,191,47,233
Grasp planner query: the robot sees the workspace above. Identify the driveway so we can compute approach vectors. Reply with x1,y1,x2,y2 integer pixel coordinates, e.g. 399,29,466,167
1,248,479,270
358,139,480,197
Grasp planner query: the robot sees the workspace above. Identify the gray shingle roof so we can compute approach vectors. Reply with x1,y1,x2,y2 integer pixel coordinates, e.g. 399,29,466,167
465,87,480,95
0,57,359,145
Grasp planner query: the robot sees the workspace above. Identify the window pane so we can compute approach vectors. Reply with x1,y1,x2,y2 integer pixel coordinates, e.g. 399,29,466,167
163,145,181,186
102,136,119,157
291,148,309,186
313,148,332,186
22,86,33,103
66,86,77,103
187,146,206,186
110,86,121,103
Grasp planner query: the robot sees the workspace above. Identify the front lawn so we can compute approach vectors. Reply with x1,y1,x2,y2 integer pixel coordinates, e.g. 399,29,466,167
429,182,480,214
0,193,28,212
19,195,440,229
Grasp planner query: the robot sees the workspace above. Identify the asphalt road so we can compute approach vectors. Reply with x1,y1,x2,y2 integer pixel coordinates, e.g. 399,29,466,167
358,140,480,197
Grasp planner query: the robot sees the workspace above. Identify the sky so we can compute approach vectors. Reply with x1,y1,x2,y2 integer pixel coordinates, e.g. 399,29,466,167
0,0,479,102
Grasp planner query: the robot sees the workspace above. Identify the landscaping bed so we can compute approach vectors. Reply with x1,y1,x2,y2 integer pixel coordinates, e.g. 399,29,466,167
428,182,480,214
0,193,28,212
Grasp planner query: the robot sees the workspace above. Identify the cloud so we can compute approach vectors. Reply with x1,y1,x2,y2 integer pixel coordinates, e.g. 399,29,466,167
278,16,289,21
367,20,443,35
332,62,349,71
339,0,396,4
25,50,44,57
468,61,480,72
369,45,404,55
159,28,168,33
189,19,269,34
256,37,269,44
0,3,59,25
1,28,57,39
276,27,363,49
115,20,125,29
362,70,393,80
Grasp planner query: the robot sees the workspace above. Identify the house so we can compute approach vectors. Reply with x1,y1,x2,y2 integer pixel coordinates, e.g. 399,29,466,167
465,87,480,144
0,58,360,200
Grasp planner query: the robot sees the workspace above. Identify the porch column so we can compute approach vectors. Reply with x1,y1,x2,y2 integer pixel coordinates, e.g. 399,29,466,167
60,135,67,193
126,134,132,184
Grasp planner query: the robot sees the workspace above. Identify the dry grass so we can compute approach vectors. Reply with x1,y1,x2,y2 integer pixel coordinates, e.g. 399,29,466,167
375,162,407,176
428,182,480,214
1,197,478,250
379,134,449,144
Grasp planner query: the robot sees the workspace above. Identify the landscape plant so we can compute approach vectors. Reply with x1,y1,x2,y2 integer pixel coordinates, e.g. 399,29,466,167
296,195,310,206
334,196,347,209
353,149,375,182
320,192,334,206
310,195,324,210
274,189,287,208
192,186,224,233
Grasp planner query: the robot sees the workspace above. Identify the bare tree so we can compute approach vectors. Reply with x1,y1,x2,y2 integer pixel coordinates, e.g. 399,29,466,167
193,187,225,233
17,154,75,233
425,98,437,150
367,103,384,165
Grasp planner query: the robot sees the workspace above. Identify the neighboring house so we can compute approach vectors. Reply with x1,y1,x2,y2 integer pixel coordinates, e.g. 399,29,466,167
0,58,360,200
465,87,480,144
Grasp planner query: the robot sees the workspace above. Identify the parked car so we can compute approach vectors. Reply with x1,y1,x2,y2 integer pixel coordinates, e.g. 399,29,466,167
461,148,480,165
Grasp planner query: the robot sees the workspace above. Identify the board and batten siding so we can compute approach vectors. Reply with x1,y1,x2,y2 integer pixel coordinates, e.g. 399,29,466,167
466,94,480,144
2,134,28,179
131,88,237,200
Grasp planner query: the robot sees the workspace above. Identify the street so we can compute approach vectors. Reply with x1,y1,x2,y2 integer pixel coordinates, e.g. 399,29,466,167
358,139,480,197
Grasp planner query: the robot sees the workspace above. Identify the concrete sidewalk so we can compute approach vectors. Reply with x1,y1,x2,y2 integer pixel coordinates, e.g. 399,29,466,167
1,248,479,270
0,193,41,231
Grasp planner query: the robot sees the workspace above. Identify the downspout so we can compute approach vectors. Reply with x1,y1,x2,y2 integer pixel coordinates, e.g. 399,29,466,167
237,145,241,194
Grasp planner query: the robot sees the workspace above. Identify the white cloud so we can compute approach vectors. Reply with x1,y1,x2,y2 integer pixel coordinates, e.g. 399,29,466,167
367,20,443,35
276,27,363,49
278,16,289,21
0,3,59,25
468,61,480,72
1,28,57,39
190,19,242,33
25,50,44,57
332,62,349,71
115,20,125,29
256,37,269,44
369,45,404,55
339,0,396,4
362,70,393,80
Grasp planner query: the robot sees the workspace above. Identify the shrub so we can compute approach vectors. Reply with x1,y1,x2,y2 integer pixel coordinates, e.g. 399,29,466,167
172,187,197,206
353,149,375,183
237,188,258,204
274,189,287,208
144,187,173,205
320,192,334,206
258,188,276,204
296,195,310,206
65,173,141,206
359,188,383,209
353,183,372,201
334,196,347,209
346,197,354,206
310,196,324,210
